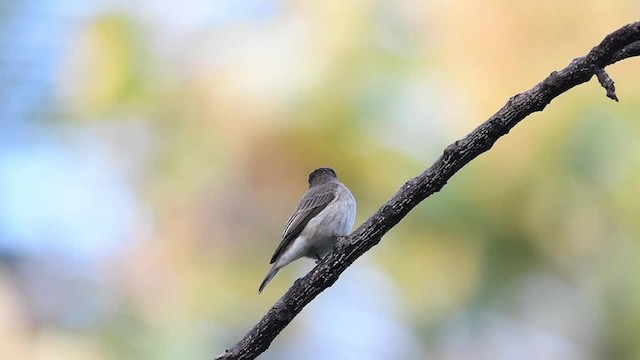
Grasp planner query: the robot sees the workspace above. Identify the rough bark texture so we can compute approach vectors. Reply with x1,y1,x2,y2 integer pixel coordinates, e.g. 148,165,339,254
216,22,640,360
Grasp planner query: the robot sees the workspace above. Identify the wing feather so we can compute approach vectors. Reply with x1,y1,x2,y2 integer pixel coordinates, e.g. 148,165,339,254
269,184,337,264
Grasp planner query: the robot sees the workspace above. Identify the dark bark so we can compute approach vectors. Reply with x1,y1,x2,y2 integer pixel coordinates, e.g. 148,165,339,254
216,22,640,360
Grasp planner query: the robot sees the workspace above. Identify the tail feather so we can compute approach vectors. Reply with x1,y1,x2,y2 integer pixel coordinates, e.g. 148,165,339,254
258,265,280,293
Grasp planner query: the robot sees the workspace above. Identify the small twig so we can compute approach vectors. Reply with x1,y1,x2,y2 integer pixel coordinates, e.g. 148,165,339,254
611,40,640,64
595,68,619,101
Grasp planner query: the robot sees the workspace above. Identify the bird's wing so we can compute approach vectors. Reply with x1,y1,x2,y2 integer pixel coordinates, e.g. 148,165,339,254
269,184,337,264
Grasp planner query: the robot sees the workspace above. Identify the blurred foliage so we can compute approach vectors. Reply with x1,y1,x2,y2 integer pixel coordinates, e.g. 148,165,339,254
1,1,640,359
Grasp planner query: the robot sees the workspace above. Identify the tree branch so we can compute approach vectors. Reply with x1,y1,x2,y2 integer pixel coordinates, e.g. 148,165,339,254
216,22,640,360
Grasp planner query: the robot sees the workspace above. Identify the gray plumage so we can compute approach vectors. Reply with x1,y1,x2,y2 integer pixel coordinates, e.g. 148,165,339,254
259,167,356,293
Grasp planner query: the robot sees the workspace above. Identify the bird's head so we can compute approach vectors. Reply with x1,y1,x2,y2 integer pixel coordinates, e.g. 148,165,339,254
308,167,337,187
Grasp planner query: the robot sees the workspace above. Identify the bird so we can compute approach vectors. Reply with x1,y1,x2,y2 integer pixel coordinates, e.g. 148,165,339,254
259,167,356,293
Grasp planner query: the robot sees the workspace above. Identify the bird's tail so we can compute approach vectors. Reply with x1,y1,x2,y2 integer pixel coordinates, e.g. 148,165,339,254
259,264,280,293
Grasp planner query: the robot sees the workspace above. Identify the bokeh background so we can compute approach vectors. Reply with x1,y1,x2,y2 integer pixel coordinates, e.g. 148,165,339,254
1,1,640,359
